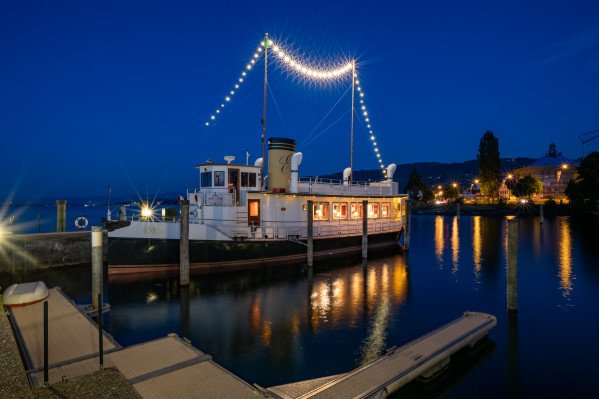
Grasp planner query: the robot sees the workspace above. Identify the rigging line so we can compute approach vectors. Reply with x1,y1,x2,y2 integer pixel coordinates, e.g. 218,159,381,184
267,82,287,130
301,108,351,149
298,83,352,147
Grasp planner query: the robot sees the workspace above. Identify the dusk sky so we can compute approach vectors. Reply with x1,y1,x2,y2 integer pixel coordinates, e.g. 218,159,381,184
2,0,599,200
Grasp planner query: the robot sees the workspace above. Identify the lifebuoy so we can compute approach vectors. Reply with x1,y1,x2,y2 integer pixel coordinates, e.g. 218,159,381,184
75,216,88,230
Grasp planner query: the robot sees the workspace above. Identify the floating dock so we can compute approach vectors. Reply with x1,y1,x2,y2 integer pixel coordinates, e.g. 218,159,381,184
5,283,496,398
266,312,497,399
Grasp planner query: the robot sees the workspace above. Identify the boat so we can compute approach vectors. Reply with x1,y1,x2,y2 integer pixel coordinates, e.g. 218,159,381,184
106,35,409,275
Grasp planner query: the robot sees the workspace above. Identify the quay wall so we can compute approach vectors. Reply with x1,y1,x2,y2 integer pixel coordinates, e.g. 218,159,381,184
0,231,107,271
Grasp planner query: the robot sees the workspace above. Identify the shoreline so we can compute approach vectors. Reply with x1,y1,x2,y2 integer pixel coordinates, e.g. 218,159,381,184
411,203,590,217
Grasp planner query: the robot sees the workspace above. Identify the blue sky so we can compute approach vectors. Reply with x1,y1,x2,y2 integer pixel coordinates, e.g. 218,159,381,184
1,0,599,199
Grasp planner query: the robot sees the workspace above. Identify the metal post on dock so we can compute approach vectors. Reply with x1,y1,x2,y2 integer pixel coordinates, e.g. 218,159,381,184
91,226,103,311
507,218,519,313
43,300,49,385
362,200,368,259
307,200,314,268
97,292,103,368
403,200,411,250
56,200,66,232
539,204,544,224
180,199,190,286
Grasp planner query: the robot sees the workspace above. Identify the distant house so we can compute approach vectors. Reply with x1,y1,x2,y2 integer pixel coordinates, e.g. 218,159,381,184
510,143,578,201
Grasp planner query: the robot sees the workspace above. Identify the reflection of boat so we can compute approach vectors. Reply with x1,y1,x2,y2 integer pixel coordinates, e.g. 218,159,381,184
107,141,407,275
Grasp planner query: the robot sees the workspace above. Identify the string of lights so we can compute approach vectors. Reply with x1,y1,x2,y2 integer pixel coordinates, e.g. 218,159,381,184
203,46,263,127
354,71,387,176
265,40,353,81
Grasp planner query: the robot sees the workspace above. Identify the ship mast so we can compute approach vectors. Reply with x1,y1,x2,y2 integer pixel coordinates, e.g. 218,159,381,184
349,60,356,186
260,33,269,190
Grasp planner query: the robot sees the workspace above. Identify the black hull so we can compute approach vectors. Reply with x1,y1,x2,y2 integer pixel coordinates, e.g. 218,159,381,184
108,230,403,275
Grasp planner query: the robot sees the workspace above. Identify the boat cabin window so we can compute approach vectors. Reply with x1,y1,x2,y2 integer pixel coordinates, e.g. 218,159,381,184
350,202,363,219
248,199,260,225
381,203,391,218
313,202,329,221
332,202,348,220
240,172,258,188
214,171,225,187
201,171,212,188
368,203,380,219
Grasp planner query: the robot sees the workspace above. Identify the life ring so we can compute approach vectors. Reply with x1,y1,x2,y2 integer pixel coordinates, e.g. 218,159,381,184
75,216,88,230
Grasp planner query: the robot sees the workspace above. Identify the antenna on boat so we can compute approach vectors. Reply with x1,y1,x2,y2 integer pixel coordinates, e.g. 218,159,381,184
260,32,269,190
350,60,356,186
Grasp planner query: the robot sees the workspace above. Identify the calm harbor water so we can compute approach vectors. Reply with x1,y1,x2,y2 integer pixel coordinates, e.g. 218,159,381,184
2,215,599,398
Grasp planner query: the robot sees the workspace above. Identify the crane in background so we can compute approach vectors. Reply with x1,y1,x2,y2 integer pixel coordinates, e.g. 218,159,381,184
578,129,599,157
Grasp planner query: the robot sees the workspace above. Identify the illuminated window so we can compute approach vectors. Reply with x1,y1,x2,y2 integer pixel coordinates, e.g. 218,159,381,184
332,202,348,220
381,203,391,218
350,202,363,219
249,200,260,217
214,171,225,187
313,202,329,221
367,203,380,218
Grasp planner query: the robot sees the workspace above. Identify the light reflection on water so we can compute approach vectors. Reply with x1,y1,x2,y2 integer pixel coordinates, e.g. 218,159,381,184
558,217,573,300
434,215,444,267
2,215,599,399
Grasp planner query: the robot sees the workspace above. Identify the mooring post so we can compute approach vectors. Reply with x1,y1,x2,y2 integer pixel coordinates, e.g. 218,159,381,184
362,200,368,259
97,292,104,368
539,204,544,224
307,200,314,268
43,300,48,385
180,199,190,286
91,226,103,310
507,218,519,313
56,200,66,232
457,202,461,218
403,199,411,250
119,205,127,221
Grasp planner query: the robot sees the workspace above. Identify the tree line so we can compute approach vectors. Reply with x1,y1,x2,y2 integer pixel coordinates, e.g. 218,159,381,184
404,130,599,207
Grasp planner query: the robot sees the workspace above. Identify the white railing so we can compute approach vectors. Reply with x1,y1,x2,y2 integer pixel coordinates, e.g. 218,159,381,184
197,218,403,241
297,177,397,196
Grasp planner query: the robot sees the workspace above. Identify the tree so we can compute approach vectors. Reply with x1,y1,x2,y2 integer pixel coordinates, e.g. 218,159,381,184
566,151,599,206
444,183,461,202
514,175,542,198
404,168,434,202
477,131,501,199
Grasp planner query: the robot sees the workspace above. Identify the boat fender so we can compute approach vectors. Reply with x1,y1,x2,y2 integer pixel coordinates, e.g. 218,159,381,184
75,216,88,230
194,194,199,203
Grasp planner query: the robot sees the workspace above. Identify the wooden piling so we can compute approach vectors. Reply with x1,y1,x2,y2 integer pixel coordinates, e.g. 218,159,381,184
91,226,103,310
179,200,190,286
56,200,66,232
506,218,518,313
539,204,544,224
457,202,461,218
307,200,314,268
362,200,368,259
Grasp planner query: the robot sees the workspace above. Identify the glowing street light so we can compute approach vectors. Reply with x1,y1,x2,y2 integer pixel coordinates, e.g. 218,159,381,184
561,163,569,170
507,174,514,180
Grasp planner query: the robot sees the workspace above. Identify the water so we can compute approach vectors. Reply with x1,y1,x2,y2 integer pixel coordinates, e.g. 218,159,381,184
2,215,599,398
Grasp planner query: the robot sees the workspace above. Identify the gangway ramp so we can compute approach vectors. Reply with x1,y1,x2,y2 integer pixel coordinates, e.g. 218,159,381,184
267,312,496,399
